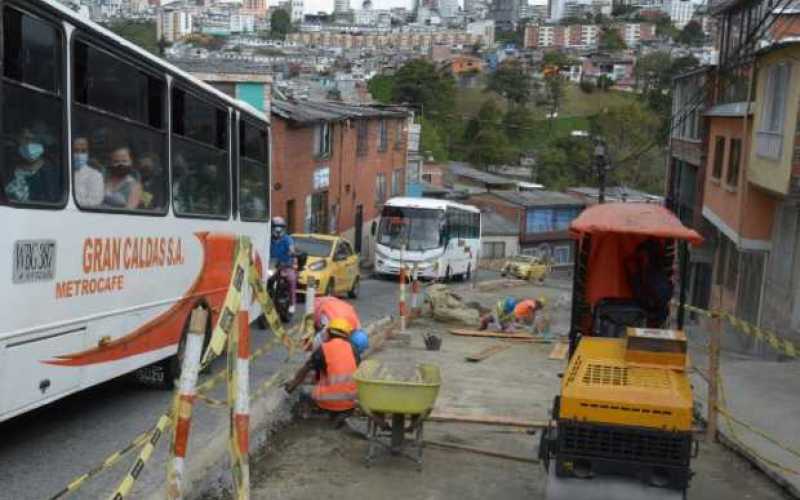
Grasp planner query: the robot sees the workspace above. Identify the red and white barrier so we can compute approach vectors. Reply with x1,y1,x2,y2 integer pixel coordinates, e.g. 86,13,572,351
167,307,207,500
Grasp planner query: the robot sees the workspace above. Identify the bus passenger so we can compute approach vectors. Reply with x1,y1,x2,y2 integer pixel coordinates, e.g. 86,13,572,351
138,152,164,210
4,128,60,203
104,146,142,209
72,136,104,207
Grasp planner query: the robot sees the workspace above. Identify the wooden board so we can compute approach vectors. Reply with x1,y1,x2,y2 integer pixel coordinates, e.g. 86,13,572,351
429,411,547,428
450,330,553,344
465,343,510,362
548,342,569,360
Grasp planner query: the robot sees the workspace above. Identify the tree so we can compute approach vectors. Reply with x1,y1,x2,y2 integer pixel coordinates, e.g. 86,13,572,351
503,106,537,145
654,14,679,40
544,74,565,131
420,117,449,162
599,27,627,51
462,100,514,167
542,51,575,68
271,8,292,39
579,78,595,93
391,59,456,122
183,33,226,51
487,60,532,104
590,102,664,193
367,74,394,104
678,20,706,46
106,20,159,54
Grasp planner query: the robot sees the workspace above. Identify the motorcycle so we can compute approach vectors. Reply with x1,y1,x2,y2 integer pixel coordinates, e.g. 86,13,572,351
266,253,307,323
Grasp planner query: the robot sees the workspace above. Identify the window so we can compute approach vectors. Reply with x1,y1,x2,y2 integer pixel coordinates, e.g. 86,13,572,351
356,120,368,156
378,119,388,152
726,138,741,188
482,241,506,259
711,136,725,180
525,207,581,233
553,245,571,265
334,241,353,260
375,173,387,205
314,123,332,158
391,169,403,196
757,62,791,159
239,120,269,221
2,7,65,207
72,39,167,212
171,88,228,218
394,120,404,150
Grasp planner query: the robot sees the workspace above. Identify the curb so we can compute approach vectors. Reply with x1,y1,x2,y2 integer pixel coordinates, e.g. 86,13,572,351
144,315,397,500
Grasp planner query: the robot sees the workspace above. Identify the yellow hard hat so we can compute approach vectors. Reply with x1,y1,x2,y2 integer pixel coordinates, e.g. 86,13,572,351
538,295,548,307
328,318,354,337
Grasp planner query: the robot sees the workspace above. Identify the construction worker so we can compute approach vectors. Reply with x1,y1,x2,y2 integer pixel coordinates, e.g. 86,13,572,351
513,297,546,334
305,296,362,351
285,318,360,414
479,296,518,332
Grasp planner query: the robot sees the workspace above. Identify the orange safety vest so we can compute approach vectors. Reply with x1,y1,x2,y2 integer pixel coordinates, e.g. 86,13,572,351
312,338,358,412
514,299,538,321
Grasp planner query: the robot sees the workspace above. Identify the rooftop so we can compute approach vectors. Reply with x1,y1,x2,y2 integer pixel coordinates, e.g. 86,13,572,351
486,190,585,208
447,162,519,187
566,186,663,204
271,99,408,124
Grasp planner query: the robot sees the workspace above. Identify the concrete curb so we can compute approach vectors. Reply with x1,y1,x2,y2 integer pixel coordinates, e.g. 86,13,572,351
144,315,397,500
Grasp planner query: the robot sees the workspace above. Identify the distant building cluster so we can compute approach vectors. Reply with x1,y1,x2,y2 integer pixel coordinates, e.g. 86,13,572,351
288,28,493,49
524,21,655,48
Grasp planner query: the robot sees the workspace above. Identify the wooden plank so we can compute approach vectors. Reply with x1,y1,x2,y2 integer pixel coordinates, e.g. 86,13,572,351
548,342,569,360
449,329,554,343
466,343,510,362
429,412,547,428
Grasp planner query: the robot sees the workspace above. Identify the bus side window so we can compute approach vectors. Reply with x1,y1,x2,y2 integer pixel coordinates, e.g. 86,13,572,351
171,88,229,219
2,7,66,207
72,39,167,213
239,119,269,222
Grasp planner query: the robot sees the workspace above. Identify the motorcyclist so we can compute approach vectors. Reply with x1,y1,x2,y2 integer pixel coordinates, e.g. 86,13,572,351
269,216,297,315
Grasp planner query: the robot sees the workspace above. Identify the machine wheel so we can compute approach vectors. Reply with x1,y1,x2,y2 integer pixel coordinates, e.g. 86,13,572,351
325,279,335,297
348,276,360,299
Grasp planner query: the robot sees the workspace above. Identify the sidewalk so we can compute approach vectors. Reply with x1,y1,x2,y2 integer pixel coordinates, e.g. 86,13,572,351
688,321,800,498
241,283,789,500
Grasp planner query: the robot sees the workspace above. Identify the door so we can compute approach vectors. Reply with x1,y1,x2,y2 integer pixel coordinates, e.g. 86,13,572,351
354,204,363,254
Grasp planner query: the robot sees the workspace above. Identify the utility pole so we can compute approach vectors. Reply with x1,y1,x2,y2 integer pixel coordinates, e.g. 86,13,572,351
593,140,609,204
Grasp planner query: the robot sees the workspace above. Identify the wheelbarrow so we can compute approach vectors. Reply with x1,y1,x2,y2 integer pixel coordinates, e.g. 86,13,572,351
354,359,441,469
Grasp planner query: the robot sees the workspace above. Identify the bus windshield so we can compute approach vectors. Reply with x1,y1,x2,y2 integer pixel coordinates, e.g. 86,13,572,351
377,206,445,251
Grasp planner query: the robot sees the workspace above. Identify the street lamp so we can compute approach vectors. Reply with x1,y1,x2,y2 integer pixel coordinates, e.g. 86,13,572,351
571,130,612,204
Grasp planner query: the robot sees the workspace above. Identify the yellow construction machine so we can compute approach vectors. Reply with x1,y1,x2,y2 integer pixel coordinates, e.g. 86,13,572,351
539,203,703,500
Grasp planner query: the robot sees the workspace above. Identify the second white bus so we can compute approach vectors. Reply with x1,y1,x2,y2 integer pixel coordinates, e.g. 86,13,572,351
374,197,481,280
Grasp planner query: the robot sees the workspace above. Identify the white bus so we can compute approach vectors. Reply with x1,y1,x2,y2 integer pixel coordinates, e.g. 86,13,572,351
374,197,481,280
0,0,271,422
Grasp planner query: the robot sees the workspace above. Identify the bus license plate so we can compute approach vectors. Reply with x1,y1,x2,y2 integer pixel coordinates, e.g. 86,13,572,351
13,239,56,284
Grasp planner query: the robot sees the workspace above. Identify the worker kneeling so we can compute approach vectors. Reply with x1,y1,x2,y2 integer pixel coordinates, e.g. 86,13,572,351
285,318,360,415
479,296,545,333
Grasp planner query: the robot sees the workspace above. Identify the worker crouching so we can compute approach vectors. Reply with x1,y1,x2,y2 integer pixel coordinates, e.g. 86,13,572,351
285,318,361,418
479,296,545,333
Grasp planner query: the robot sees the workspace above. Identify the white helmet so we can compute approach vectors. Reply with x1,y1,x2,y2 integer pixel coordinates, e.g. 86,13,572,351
271,216,287,238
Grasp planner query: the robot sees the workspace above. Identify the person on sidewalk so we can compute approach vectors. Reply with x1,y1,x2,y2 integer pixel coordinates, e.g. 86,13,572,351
479,296,518,332
285,318,360,416
478,296,546,333
305,296,362,351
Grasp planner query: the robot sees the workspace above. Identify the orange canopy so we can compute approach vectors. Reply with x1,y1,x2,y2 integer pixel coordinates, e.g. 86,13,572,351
569,203,702,311
570,203,703,245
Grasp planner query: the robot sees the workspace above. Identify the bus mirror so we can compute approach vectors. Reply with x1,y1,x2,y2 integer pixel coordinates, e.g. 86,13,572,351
371,221,377,236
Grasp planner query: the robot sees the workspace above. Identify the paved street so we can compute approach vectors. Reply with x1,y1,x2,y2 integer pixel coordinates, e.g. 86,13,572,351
0,274,413,500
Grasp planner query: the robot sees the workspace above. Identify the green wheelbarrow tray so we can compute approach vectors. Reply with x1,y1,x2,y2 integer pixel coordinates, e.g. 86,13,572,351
354,359,442,416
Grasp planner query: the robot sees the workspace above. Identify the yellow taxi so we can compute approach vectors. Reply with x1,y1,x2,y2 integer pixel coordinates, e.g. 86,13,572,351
294,234,361,298
500,255,551,282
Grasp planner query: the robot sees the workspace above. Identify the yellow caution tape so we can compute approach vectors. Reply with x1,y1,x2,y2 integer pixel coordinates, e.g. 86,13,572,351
203,238,251,365
671,301,799,358
107,414,171,500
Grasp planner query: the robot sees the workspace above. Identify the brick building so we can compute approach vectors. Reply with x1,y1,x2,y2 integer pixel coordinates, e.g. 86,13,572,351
523,22,654,49
270,100,409,264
